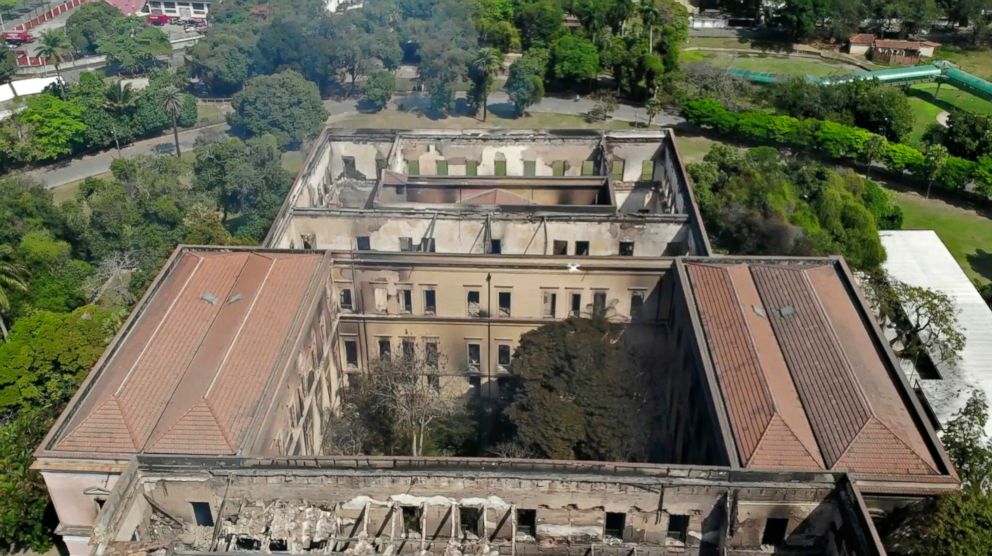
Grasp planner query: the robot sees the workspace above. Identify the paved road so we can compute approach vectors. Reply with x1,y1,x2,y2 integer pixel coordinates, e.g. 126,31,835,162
26,123,229,188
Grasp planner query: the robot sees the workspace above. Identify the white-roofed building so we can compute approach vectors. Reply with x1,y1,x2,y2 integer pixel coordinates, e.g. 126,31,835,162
880,230,992,434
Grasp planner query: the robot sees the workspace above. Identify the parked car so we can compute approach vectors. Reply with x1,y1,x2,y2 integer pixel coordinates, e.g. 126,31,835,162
2,31,34,45
145,13,171,25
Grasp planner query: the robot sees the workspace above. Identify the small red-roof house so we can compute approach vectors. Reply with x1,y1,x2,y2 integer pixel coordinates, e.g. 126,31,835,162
847,33,941,65
847,33,875,56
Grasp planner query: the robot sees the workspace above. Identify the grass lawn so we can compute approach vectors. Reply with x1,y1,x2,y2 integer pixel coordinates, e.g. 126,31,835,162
195,102,228,127
885,186,992,284
907,82,992,116
329,109,644,130
694,51,860,77
674,134,719,164
905,95,944,146
51,171,111,205
935,45,992,80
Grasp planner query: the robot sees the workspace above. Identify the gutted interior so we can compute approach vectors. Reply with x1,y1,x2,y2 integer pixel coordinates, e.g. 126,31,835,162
263,129,711,257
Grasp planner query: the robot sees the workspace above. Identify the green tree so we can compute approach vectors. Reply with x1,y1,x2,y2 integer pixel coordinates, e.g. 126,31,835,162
507,317,660,461
193,135,289,225
861,134,887,178
975,155,992,197
469,48,502,121
774,0,829,40
36,30,70,81
97,20,171,75
229,70,328,148
504,48,548,116
0,49,15,90
515,0,563,48
924,143,949,198
0,260,28,341
0,406,61,552
102,81,138,153
362,70,395,112
64,1,122,55
17,93,88,162
645,94,663,127
188,30,254,95
159,85,185,158
550,35,600,85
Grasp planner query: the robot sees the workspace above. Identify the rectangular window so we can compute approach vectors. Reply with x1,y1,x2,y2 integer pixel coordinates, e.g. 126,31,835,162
407,160,420,176
401,338,415,358
460,507,482,537
523,160,536,176
498,291,511,317
667,515,689,542
467,290,480,317
498,344,511,366
466,161,478,176
424,289,437,315
378,339,391,359
630,290,645,320
575,241,590,256
762,518,789,546
344,340,358,368
468,343,481,369
552,160,565,176
402,506,421,535
488,239,501,254
553,240,568,255
425,340,439,368
400,288,412,313
342,156,357,175
570,293,582,317
516,509,536,537
339,288,353,311
605,512,626,539
620,241,634,256
494,160,507,176
581,160,595,176
542,291,557,319
610,159,625,180
356,236,371,251
399,237,414,251
640,159,654,181
374,287,388,313
468,376,481,391
436,160,448,176
191,502,214,527
593,291,607,315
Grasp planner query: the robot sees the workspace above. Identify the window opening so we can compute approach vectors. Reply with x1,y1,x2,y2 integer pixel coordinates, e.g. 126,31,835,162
460,507,482,537
356,236,371,251
605,512,626,539
400,289,413,313
516,509,537,537
667,515,689,542
581,160,595,176
630,290,645,320
488,239,502,254
407,160,420,176
468,343,481,369
466,161,478,176
340,288,353,311
424,289,437,314
762,518,789,546
494,160,507,176
575,241,590,256
191,502,214,527
498,291,511,317
436,160,448,176
378,339,391,359
620,241,634,256
553,160,565,176
543,291,557,318
498,344,511,366
523,160,536,176
402,506,421,536
593,291,607,315
610,159,625,180
640,159,654,181
344,340,358,368
570,293,582,317
553,240,568,255
467,290,481,316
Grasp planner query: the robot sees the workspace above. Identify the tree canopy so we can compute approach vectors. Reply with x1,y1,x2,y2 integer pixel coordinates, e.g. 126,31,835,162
229,70,328,148
506,317,661,462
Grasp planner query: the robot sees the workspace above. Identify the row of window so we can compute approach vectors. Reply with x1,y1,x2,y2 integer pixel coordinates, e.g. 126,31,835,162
340,286,647,319
341,336,513,371
189,499,788,548
404,159,656,181
354,236,639,256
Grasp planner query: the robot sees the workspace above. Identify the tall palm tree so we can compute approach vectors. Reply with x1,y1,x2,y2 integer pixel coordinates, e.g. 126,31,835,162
159,85,184,158
37,29,70,81
103,81,138,154
0,261,28,342
638,3,660,49
471,48,503,122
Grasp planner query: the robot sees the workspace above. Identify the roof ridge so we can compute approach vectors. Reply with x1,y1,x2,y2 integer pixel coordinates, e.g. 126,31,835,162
797,267,875,415
205,258,279,399
202,398,236,451
149,399,233,453
742,413,774,467
56,398,138,452
750,414,825,470
828,414,871,469
114,255,205,396
138,252,250,451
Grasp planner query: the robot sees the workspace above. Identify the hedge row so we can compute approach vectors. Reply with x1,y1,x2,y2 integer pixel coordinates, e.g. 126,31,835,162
681,99,992,198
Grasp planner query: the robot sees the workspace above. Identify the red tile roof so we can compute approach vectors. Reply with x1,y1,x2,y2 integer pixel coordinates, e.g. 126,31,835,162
50,249,326,457
849,33,876,45
874,40,925,50
685,261,942,476
105,0,147,15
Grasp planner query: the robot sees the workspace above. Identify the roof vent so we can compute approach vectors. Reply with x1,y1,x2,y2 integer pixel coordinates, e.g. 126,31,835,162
227,293,243,304
752,305,766,318
779,305,796,317
201,292,218,305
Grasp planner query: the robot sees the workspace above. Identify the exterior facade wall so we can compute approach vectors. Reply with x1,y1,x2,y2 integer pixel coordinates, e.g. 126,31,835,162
870,48,921,65
92,460,885,556
848,44,870,56
282,214,691,256
41,470,121,556
146,0,209,18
